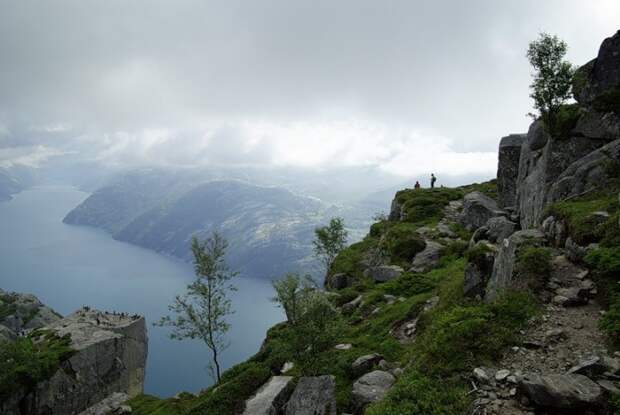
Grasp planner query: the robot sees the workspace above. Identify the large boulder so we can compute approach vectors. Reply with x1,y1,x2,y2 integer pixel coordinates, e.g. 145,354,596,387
573,108,620,140
549,138,620,204
573,30,620,111
351,370,395,412
497,134,526,208
1,308,148,415
459,191,506,231
410,240,443,273
519,373,603,409
484,229,546,302
284,376,337,415
485,216,517,243
243,376,294,415
364,265,404,283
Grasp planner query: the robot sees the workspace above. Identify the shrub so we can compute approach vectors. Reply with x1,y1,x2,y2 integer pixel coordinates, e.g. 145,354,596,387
547,103,581,138
0,331,74,400
585,247,620,347
330,239,376,281
382,223,426,264
515,247,552,285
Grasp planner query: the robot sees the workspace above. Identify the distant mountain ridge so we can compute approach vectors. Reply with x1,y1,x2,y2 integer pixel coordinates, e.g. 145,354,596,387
63,171,365,278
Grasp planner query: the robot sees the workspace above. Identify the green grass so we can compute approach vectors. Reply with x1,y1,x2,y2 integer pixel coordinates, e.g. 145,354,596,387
0,330,75,400
382,223,426,265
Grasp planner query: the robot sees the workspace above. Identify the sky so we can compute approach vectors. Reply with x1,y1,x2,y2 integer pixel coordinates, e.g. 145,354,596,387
0,1,619,177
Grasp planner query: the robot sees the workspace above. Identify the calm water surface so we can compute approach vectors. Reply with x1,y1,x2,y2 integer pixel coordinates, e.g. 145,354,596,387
0,185,284,396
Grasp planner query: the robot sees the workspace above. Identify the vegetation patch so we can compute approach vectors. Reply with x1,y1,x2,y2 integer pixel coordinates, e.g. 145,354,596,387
394,188,464,226
382,223,426,264
545,103,581,139
585,247,620,348
0,330,74,400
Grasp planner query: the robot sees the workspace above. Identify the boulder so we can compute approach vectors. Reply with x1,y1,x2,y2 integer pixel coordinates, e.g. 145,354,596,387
573,108,620,140
469,226,489,247
364,265,404,283
1,308,147,415
410,241,443,273
342,295,363,314
573,30,620,110
484,230,546,301
497,133,526,208
527,119,550,151
352,353,383,377
351,370,395,411
388,197,403,221
285,376,337,415
568,355,620,379
485,216,517,243
243,376,294,415
518,373,603,409
464,242,496,299
549,138,620,205
459,192,506,231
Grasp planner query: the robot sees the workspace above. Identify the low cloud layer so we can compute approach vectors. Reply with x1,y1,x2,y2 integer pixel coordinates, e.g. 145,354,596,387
0,1,618,176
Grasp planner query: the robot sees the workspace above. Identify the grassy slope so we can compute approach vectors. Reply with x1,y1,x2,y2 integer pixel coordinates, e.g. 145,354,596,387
129,181,541,414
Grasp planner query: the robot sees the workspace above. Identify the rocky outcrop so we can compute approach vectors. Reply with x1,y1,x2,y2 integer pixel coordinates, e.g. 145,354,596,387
351,370,395,412
243,376,294,415
1,308,147,415
351,353,383,377
0,289,61,336
284,375,337,415
497,134,526,209
549,138,620,204
573,30,620,110
484,230,546,302
515,126,607,229
459,191,506,231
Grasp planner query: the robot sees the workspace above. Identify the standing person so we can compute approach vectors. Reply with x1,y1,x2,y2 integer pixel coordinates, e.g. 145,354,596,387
414,181,421,190
430,173,437,189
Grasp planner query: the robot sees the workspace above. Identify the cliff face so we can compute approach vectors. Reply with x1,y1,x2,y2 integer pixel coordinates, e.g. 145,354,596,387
0,298,147,415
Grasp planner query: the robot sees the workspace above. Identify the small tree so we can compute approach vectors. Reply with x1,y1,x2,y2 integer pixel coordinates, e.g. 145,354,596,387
526,33,574,131
313,217,348,275
271,274,343,374
271,273,316,326
156,232,237,383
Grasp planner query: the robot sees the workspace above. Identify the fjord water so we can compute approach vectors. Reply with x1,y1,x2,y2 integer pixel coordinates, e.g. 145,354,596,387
0,185,284,396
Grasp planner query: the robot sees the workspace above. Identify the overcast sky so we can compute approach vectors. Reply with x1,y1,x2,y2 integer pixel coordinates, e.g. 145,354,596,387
0,1,618,176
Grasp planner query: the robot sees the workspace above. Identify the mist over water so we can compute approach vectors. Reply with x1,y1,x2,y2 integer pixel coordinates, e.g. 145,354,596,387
0,185,284,396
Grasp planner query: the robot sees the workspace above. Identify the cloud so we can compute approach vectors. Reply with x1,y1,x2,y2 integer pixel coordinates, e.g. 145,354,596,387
0,1,618,176
0,145,66,168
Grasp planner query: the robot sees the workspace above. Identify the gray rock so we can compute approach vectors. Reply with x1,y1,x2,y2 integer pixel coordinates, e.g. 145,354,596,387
79,392,129,415
549,138,620,206
565,237,587,262
0,290,61,334
469,226,489,247
243,376,294,415
541,216,567,248
497,133,526,208
485,216,517,243
351,370,395,411
365,265,404,283
459,191,506,231
519,373,603,409
334,343,352,350
327,273,350,290
573,108,620,140
573,30,620,107
389,197,403,221
463,242,496,299
484,229,546,301
352,353,383,377
410,241,443,273
495,369,510,382
554,287,588,307
0,324,16,341
568,355,620,379
516,119,609,229
342,295,363,314
285,375,337,415
527,119,550,151
1,308,147,415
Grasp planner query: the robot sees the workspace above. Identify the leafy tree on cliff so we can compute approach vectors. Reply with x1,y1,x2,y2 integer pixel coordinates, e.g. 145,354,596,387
526,33,574,133
156,232,236,383
313,217,348,275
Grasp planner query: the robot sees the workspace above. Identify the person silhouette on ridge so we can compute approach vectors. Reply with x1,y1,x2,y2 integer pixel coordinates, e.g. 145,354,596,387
414,181,421,190
430,173,437,189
